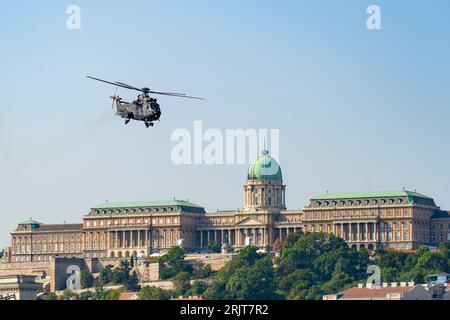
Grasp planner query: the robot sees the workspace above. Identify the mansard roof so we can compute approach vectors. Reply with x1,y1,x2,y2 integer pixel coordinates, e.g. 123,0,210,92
311,190,432,201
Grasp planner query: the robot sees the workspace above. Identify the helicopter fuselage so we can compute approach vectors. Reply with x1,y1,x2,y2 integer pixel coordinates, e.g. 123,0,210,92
114,97,161,127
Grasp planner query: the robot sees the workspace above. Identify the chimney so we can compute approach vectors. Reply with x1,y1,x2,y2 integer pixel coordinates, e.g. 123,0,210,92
391,282,398,288
382,283,389,288
358,283,364,289
400,282,407,287
408,281,415,287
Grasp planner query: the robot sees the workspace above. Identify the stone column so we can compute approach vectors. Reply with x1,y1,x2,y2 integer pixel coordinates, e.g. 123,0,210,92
365,223,368,241
122,231,125,248
374,223,378,241
137,230,141,248
357,223,360,241
115,231,118,249
200,231,203,248
145,230,148,251
130,231,134,248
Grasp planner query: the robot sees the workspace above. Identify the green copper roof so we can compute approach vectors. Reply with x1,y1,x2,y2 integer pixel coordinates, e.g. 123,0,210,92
247,150,283,181
19,219,42,225
93,200,204,209
311,190,433,201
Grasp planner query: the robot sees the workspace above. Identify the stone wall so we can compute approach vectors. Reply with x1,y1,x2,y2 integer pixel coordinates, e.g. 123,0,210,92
185,253,235,271
0,261,50,277
50,257,88,292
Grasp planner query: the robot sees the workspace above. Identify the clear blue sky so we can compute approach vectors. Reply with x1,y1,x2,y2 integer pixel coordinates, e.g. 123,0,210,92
1,0,449,247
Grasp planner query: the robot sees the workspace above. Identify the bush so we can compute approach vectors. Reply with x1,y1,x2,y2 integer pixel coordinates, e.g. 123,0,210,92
173,271,191,297
192,261,213,279
138,286,172,300
208,241,221,253
190,280,209,296
41,292,58,300
80,270,94,289
99,265,114,285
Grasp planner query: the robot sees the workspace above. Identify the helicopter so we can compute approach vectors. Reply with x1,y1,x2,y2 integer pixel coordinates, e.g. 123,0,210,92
87,76,203,128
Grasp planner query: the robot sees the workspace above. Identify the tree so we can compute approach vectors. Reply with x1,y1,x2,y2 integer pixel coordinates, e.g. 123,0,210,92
208,241,222,253
192,261,213,279
173,271,192,297
204,246,278,300
97,287,125,301
60,289,79,301
190,280,209,296
99,265,114,285
80,270,94,289
123,271,141,292
41,292,58,300
138,286,171,300
113,259,131,284
159,246,191,280
80,291,95,301
272,239,282,252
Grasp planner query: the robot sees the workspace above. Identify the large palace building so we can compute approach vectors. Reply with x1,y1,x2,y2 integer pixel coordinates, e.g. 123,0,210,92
7,150,450,263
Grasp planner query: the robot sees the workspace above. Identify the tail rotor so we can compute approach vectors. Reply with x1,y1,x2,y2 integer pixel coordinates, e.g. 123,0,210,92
110,87,118,110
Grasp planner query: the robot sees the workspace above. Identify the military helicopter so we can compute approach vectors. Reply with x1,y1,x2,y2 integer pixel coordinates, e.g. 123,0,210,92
87,76,203,128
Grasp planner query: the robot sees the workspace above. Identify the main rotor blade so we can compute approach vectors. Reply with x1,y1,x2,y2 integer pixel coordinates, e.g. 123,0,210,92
115,81,142,92
87,76,137,91
150,91,204,100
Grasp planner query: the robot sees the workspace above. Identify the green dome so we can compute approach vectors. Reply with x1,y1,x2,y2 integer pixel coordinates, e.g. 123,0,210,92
247,150,283,181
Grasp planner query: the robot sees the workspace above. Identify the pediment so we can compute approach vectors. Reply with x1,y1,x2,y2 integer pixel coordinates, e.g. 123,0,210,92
236,217,265,226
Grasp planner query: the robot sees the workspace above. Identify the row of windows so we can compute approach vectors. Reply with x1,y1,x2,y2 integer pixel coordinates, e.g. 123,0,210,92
86,217,179,227
432,223,450,230
315,198,405,207
94,207,177,215
13,234,81,243
305,210,411,220
14,243,81,254
431,232,450,242
85,252,105,259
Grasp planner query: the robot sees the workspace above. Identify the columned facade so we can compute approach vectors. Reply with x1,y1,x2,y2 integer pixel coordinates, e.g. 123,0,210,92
9,151,450,263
